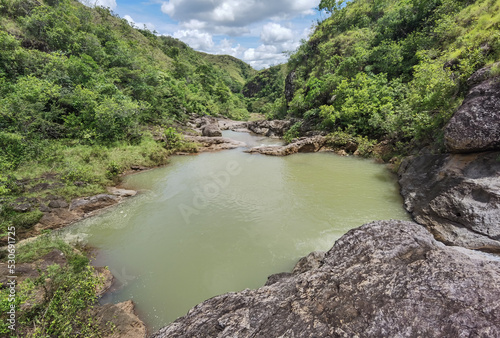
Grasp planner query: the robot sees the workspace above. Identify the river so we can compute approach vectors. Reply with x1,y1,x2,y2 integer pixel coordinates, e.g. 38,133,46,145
60,130,410,331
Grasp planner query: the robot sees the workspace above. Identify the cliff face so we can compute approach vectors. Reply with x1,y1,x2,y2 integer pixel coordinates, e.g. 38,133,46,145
151,221,500,337
399,66,500,253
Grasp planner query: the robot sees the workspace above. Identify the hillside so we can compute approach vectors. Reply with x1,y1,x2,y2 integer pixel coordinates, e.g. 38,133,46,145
199,52,257,93
0,0,253,202
258,0,500,155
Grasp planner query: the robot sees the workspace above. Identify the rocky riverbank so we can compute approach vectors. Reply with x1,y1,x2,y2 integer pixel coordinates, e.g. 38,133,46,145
150,65,500,337
151,220,500,337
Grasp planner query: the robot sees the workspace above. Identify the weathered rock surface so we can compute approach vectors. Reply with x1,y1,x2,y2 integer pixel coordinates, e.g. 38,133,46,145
246,136,327,156
444,67,500,153
247,120,292,138
108,187,138,198
398,151,500,252
69,194,118,213
96,300,147,338
218,119,248,131
151,220,500,338
185,135,246,152
202,124,223,137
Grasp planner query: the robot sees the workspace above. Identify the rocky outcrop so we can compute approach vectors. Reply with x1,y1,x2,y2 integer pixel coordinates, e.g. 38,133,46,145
184,135,246,152
96,300,147,338
218,119,248,132
151,220,500,338
444,67,500,153
246,136,327,156
247,120,292,138
398,151,500,252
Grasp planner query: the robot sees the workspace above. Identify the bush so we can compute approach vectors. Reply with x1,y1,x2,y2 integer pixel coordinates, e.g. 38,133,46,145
283,121,302,143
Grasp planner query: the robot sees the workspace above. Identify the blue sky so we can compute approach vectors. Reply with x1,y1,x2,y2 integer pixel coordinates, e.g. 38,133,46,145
81,0,324,69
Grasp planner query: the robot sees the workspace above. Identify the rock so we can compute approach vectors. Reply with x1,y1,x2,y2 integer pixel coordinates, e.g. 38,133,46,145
193,116,218,128
95,266,114,297
201,124,222,137
218,119,248,131
292,251,325,274
247,120,292,138
246,136,327,156
69,194,118,213
151,220,500,338
130,166,147,171
398,152,500,252
0,249,67,287
36,208,80,230
95,300,147,338
11,203,31,212
444,67,500,153
108,187,137,198
48,199,69,209
184,136,246,152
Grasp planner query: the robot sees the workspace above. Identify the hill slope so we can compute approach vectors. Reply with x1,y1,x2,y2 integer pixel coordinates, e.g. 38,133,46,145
261,0,500,153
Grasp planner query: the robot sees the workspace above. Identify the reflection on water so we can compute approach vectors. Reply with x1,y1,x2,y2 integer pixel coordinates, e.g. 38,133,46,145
60,130,409,331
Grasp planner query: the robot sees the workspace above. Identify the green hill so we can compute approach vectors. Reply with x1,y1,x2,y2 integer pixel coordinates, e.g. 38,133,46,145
199,52,257,93
260,0,500,153
0,0,256,234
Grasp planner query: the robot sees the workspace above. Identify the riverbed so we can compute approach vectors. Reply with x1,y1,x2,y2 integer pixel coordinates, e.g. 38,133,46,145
60,130,409,331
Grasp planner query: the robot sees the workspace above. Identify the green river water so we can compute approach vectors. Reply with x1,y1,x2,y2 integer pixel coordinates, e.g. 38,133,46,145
61,130,410,331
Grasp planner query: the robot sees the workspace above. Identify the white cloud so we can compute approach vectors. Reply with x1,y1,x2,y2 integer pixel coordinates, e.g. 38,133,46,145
160,0,320,31
123,15,156,31
173,29,214,50
260,23,294,44
79,0,117,10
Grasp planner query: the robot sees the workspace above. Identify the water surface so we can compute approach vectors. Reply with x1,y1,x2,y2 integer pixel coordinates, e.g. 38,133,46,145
61,131,409,330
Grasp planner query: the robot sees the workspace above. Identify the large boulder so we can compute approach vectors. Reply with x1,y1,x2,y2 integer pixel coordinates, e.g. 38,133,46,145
151,220,500,337
398,151,500,252
444,66,500,153
201,124,223,137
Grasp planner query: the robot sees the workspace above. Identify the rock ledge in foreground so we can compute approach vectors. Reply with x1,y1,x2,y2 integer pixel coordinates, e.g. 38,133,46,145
151,220,500,337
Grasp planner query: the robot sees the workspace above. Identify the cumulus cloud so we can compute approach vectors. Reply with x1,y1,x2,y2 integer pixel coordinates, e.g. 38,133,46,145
80,0,117,10
173,29,214,50
260,23,294,44
123,15,156,31
160,0,320,30
159,0,319,69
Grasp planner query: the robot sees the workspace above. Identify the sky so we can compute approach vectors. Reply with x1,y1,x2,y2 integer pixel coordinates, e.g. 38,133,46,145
82,0,324,69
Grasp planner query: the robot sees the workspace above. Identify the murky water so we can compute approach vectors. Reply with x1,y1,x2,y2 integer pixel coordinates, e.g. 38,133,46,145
61,131,409,331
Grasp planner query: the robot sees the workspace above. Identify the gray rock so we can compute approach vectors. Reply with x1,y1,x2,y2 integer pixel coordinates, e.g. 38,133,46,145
48,199,69,209
246,136,327,156
398,152,500,252
11,203,31,212
292,251,325,274
69,194,118,213
247,120,292,138
185,136,246,152
151,221,500,338
202,124,223,137
444,67,500,153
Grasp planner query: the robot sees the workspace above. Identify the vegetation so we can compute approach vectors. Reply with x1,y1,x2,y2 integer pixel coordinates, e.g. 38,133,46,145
242,65,287,119
0,0,253,237
261,0,500,154
0,236,107,337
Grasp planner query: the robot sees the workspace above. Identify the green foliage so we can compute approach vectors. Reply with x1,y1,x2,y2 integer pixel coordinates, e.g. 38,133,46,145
0,236,106,337
283,122,302,143
281,0,500,152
